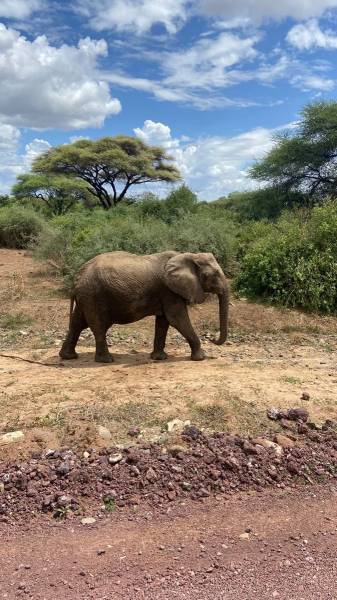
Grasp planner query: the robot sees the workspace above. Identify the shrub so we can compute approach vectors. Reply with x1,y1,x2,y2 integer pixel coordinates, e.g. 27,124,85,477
0,206,47,249
235,201,337,314
35,208,239,290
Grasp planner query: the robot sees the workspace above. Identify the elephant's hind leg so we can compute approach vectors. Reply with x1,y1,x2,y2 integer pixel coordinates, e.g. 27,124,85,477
151,315,169,360
59,305,87,360
84,313,113,363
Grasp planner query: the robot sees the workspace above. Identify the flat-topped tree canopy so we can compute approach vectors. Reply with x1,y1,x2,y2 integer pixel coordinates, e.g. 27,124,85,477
33,135,181,209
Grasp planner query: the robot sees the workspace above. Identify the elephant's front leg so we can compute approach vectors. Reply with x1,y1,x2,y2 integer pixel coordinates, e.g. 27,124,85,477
151,315,169,360
164,299,205,361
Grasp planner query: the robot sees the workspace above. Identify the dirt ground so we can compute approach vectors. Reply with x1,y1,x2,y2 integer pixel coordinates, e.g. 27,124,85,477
1,484,337,599
1,249,337,599
1,248,337,460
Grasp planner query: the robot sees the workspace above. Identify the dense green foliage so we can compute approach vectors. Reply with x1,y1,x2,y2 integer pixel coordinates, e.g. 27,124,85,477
32,135,180,209
235,201,337,314
13,173,94,215
35,206,238,290
0,206,47,248
250,101,337,203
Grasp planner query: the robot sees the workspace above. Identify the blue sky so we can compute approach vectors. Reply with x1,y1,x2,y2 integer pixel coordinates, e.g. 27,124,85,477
1,1,337,199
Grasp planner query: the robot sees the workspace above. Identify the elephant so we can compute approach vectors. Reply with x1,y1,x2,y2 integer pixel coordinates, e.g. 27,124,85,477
59,250,229,363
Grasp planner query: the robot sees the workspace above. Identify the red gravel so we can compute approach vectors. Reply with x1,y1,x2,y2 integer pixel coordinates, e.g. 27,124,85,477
0,484,337,599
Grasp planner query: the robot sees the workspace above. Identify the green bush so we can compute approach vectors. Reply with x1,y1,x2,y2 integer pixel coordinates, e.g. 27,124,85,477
0,206,47,248
235,201,337,314
35,207,239,290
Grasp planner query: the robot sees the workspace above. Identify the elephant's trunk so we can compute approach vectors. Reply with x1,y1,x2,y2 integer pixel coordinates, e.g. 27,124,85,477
211,289,229,346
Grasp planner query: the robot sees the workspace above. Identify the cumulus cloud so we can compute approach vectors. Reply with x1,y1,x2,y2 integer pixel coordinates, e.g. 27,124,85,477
0,0,42,19
162,31,259,89
198,0,337,25
0,124,50,193
134,119,275,199
76,0,187,34
0,23,121,129
287,19,337,50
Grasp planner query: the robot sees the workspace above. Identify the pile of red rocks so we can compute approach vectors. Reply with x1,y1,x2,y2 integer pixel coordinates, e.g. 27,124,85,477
0,415,336,523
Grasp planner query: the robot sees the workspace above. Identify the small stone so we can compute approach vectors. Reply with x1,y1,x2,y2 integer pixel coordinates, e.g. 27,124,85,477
83,451,90,459
108,453,123,465
274,434,295,448
166,418,185,433
97,425,112,441
267,408,283,421
301,392,310,401
287,408,309,422
239,533,250,541
56,461,70,476
128,427,140,438
284,559,291,567
0,482,4,494
0,430,24,446
145,467,157,482
97,549,106,556
183,425,201,439
81,517,96,525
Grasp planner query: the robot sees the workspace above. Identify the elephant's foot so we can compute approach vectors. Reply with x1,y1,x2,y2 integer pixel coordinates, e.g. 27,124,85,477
191,348,206,361
150,350,168,361
59,348,78,360
95,352,114,363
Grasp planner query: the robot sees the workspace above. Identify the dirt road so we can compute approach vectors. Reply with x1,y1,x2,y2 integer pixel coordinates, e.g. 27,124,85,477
1,485,337,599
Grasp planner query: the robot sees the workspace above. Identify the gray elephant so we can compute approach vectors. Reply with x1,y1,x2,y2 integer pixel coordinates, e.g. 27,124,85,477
59,250,229,363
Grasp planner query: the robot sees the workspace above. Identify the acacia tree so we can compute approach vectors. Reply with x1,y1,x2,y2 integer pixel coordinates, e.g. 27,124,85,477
12,173,93,215
250,101,337,202
33,136,181,209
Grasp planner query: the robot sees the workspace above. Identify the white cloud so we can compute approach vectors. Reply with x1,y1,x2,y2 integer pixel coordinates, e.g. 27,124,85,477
0,23,121,129
0,124,50,194
162,31,259,89
0,0,42,19
287,19,337,50
198,0,337,24
76,0,187,34
134,119,275,199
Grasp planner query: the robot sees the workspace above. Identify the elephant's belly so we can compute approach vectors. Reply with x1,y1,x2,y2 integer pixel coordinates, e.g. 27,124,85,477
109,296,163,324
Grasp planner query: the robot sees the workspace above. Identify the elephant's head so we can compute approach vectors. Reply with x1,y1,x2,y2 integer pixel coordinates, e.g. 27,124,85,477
164,252,229,345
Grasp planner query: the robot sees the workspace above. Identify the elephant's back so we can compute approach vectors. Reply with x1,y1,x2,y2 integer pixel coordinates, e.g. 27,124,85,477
73,251,168,299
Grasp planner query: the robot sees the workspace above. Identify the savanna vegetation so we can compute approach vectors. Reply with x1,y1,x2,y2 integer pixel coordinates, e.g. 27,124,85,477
2,101,337,314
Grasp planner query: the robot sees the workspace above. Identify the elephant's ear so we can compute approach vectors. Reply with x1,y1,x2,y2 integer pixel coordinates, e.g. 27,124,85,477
164,253,205,304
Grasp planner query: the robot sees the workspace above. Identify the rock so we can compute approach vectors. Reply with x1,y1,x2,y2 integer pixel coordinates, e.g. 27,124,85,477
181,481,192,491
267,408,284,421
166,419,185,433
83,451,90,459
253,437,283,456
0,430,24,446
168,445,186,457
145,467,157,482
97,425,112,441
128,427,140,438
108,453,123,465
56,495,73,508
242,441,258,454
239,532,250,541
81,517,96,525
183,425,201,439
301,391,310,401
56,461,70,476
274,434,295,448
287,461,300,475
0,483,4,494
287,408,309,422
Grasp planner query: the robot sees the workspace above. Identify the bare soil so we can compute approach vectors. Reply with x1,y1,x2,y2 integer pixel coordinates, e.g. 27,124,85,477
1,249,337,460
1,485,337,599
1,249,337,599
